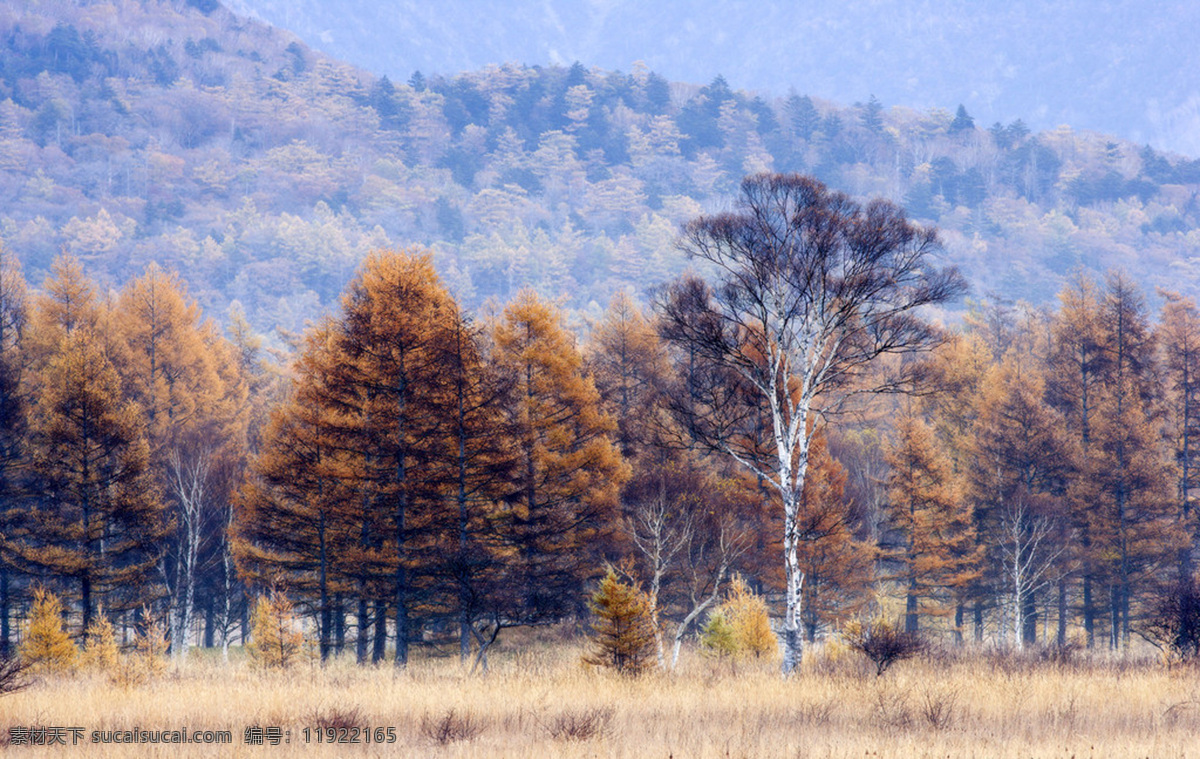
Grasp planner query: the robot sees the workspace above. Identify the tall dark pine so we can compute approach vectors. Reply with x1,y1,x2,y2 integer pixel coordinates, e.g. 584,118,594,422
1159,292,1200,575
20,331,167,635
0,247,27,657
331,249,460,667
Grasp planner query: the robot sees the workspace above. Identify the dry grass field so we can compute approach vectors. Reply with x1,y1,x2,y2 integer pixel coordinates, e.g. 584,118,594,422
3,635,1200,758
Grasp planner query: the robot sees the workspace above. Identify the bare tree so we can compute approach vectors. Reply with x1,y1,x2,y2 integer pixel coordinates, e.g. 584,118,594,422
657,173,965,674
623,466,749,670
167,443,212,661
625,486,692,668
997,494,1068,649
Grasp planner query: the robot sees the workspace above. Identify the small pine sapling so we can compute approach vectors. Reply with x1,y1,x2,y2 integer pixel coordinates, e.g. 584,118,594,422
21,588,77,674
248,590,304,669
80,610,120,673
584,570,657,674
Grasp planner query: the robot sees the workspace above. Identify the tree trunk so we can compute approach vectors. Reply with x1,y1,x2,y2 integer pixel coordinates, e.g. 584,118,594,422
1083,574,1094,648
334,594,345,655
318,509,330,662
905,586,919,633
1056,579,1067,647
203,597,214,648
0,568,9,658
1022,588,1037,646
781,502,805,674
373,599,387,663
355,593,368,665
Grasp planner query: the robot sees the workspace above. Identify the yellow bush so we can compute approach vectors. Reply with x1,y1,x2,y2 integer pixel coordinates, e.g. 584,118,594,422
248,591,304,669
21,588,78,674
111,613,170,688
701,576,777,660
80,611,120,673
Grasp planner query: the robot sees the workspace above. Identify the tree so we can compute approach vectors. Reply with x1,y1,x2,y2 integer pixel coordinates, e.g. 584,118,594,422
702,575,777,659
785,94,819,141
21,588,77,674
0,245,27,658
656,172,965,673
438,309,517,669
115,263,240,660
584,570,657,674
883,414,978,633
247,590,305,668
968,355,1072,646
234,334,358,663
861,95,884,133
795,430,875,640
17,329,167,635
949,105,975,134
490,290,627,629
1046,274,1108,645
587,290,672,458
1157,291,1200,575
622,454,752,669
332,249,463,667
1090,274,1176,648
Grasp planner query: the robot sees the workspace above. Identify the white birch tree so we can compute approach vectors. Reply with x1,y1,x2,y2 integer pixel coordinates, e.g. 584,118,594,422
656,173,964,674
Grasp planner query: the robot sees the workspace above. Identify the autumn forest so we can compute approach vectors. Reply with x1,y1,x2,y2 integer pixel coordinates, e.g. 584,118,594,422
2,0,1200,693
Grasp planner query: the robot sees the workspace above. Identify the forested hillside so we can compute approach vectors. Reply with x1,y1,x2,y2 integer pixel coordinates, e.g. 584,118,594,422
226,0,1200,156
3,0,1200,339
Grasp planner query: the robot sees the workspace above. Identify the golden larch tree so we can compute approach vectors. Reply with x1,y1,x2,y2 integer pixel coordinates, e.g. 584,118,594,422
883,414,978,632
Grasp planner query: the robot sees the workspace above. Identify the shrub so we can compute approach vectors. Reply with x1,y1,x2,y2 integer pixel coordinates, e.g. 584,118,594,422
21,588,77,674
80,611,120,673
1143,576,1200,661
544,707,614,741
844,618,925,676
700,610,737,657
111,612,170,687
420,709,486,744
701,576,778,659
0,650,30,696
247,590,304,668
584,570,657,674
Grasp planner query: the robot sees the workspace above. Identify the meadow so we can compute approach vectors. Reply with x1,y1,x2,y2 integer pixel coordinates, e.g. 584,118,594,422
3,631,1199,758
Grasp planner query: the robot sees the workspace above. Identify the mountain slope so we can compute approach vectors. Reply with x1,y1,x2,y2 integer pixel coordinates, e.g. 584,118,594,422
225,0,1200,157
2,0,1200,339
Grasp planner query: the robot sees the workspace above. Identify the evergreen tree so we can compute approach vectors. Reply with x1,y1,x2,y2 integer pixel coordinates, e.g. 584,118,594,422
584,570,656,674
323,248,462,666
21,588,77,674
1158,291,1200,574
0,246,27,657
247,590,305,668
786,94,819,141
861,95,884,133
18,330,167,634
949,104,975,133
492,289,627,624
968,354,1072,646
1046,274,1108,645
883,414,978,632
234,330,358,663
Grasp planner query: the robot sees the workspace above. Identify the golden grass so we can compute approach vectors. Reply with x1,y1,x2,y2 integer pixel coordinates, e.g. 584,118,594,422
3,639,1199,758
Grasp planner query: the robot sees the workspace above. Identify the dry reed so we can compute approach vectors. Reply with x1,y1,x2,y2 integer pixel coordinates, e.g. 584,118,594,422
1,638,1197,758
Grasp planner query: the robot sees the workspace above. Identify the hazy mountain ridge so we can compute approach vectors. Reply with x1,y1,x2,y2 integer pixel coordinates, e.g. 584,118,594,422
224,0,1200,156
1,0,1199,338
